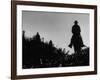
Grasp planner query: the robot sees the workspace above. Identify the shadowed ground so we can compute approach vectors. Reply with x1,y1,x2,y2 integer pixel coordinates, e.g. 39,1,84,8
22,32,89,69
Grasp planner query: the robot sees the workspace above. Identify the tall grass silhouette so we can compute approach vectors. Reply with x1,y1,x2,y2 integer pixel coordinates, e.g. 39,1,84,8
22,31,89,69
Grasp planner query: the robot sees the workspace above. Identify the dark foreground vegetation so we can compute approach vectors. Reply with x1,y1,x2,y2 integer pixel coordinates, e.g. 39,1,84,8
22,31,89,69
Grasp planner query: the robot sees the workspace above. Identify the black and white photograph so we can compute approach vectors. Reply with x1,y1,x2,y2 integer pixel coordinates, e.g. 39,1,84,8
11,1,97,79
22,11,90,69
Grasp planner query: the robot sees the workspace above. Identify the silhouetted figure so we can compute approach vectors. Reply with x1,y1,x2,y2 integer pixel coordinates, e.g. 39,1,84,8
69,20,85,54
22,29,89,68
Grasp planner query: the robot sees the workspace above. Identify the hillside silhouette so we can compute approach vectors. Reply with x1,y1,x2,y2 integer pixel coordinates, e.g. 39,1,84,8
22,31,89,69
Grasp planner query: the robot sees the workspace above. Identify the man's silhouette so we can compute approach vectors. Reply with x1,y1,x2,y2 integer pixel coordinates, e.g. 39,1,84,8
68,20,85,54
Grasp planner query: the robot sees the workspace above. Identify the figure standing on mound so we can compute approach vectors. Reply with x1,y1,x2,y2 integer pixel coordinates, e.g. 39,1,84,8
68,20,85,54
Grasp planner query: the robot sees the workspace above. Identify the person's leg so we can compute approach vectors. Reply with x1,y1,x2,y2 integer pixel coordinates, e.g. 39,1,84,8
74,45,77,54
79,35,85,47
68,35,74,48
77,49,81,55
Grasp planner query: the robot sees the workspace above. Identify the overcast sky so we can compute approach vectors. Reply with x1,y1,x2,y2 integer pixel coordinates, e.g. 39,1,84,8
22,11,89,53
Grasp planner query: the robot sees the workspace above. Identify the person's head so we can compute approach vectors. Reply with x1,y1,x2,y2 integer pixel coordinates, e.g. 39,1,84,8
74,20,78,25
